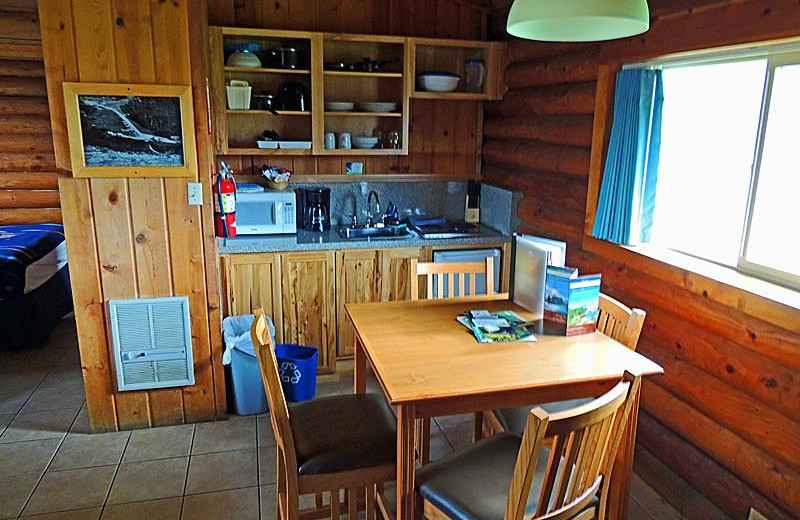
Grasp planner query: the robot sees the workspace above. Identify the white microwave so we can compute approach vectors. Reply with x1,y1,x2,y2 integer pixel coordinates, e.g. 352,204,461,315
236,190,297,235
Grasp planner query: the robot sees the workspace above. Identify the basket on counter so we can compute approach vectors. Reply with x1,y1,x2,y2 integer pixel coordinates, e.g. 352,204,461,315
265,178,289,191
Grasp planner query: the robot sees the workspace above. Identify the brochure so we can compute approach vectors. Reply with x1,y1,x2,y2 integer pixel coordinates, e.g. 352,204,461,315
457,309,537,343
543,266,602,336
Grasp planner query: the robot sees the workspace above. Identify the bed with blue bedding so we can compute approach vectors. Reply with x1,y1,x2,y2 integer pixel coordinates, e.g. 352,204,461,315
0,224,73,349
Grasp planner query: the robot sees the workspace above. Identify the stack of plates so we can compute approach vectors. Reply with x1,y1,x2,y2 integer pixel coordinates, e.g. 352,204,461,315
358,102,397,113
325,101,354,111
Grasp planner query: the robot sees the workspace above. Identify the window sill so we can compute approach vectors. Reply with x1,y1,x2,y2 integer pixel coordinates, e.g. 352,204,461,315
582,236,800,332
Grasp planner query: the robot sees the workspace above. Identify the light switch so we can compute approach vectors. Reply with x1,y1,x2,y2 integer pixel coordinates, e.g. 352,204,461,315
187,182,203,206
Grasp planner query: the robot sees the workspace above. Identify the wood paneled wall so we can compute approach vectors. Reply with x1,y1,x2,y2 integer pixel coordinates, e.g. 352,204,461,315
485,2,800,519
0,2,59,225
208,0,489,177
40,0,225,431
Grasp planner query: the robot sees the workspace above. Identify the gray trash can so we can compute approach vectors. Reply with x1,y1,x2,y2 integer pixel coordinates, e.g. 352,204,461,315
222,315,275,415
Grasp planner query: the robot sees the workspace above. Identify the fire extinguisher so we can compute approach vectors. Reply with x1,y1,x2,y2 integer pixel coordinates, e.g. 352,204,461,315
214,162,237,238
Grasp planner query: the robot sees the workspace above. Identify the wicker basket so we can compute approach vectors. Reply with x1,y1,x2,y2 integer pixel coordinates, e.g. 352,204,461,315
265,179,289,191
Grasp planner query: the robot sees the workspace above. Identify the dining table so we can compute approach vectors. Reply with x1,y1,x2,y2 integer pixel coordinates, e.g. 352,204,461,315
346,294,664,520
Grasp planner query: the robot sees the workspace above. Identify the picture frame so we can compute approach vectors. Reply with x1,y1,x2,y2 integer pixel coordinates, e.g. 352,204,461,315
62,82,198,178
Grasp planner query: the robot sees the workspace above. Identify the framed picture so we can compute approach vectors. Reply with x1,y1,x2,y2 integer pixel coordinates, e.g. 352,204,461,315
62,82,198,178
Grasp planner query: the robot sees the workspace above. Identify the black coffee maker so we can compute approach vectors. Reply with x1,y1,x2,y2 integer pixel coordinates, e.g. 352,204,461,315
296,188,331,231
279,81,308,112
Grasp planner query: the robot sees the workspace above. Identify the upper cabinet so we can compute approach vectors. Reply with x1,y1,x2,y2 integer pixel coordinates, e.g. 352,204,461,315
208,27,504,158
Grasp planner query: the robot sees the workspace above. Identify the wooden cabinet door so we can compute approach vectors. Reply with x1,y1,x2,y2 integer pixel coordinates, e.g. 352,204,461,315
221,254,283,343
280,251,337,373
335,250,380,358
378,247,424,302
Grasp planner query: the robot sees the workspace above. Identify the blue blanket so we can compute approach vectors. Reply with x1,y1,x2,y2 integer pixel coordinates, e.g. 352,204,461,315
0,224,66,299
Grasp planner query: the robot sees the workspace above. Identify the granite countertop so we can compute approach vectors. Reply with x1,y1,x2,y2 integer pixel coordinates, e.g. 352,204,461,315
217,225,510,254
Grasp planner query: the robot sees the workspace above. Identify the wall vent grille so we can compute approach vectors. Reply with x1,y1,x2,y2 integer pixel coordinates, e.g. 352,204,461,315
109,296,195,391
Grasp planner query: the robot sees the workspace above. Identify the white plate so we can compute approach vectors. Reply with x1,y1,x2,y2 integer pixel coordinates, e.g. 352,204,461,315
325,102,355,111
278,141,312,149
358,102,397,112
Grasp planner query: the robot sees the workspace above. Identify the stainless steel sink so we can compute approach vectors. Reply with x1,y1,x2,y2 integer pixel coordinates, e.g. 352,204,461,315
336,226,413,240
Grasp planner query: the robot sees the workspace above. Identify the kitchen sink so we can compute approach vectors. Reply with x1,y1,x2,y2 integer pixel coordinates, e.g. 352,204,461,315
336,226,414,240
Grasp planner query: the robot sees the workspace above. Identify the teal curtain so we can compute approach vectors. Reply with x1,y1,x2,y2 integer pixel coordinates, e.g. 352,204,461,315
593,69,664,245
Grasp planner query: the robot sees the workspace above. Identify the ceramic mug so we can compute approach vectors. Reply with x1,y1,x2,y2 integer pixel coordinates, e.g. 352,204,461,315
338,132,352,150
324,132,336,149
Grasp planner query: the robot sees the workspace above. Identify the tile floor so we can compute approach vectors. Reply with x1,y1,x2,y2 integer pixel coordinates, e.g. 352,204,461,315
0,319,688,520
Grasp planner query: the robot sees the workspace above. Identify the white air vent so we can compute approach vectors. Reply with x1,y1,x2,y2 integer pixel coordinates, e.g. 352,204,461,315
109,296,195,391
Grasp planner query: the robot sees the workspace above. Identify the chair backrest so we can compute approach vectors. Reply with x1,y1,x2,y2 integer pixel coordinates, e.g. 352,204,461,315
597,293,645,350
251,310,298,476
410,257,494,300
505,372,641,520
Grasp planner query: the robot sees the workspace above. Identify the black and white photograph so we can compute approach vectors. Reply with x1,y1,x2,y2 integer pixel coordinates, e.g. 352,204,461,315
77,94,185,167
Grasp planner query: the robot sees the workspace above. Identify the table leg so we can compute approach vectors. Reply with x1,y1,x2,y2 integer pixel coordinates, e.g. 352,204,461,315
354,335,366,395
397,403,416,520
606,383,641,520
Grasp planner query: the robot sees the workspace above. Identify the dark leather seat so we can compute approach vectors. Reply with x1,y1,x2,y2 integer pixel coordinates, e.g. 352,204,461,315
416,433,551,520
494,398,592,435
290,393,396,475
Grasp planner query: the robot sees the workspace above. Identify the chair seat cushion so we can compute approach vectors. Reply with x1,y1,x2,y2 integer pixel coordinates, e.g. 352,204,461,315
494,398,592,435
416,433,548,520
290,393,396,475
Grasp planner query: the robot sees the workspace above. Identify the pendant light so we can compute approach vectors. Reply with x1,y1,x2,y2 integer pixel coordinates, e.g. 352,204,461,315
507,0,650,42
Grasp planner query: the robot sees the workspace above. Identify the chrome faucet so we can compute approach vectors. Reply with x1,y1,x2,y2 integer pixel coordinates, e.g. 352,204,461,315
366,190,381,228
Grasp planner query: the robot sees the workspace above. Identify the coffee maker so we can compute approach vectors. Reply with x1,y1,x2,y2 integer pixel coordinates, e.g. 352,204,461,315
296,187,331,231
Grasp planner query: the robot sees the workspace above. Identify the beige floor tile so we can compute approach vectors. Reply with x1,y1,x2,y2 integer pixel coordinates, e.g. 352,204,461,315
23,368,86,413
256,414,276,448
630,474,684,520
181,486,259,520
0,438,61,477
122,425,194,463
0,367,50,415
56,347,82,368
0,408,78,443
21,508,102,520
258,446,277,485
23,465,117,516
629,499,656,520
0,473,41,519
100,497,182,520
191,417,255,455
106,457,188,505
2,343,67,369
69,406,91,435
260,484,277,520
434,414,474,451
50,431,130,471
186,448,257,495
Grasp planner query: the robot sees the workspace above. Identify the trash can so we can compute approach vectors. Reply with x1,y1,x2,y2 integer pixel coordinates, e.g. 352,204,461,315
275,344,318,402
222,314,274,415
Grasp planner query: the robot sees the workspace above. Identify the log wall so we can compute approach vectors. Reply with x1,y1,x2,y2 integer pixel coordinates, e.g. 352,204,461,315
0,2,59,225
484,2,800,519
40,0,225,431
208,0,488,177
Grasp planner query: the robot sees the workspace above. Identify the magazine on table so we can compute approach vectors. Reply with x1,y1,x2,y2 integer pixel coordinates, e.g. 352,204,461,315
457,309,537,343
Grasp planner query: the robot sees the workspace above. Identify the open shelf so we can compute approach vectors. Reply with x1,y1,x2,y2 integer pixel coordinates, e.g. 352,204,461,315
323,70,403,78
226,110,311,116
224,66,311,75
410,92,492,101
324,111,402,118
226,148,314,155
319,149,406,156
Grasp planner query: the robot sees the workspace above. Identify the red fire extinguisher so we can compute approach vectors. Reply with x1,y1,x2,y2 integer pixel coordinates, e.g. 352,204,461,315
214,162,237,238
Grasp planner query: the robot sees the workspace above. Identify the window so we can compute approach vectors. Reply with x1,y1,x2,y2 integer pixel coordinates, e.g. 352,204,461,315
642,48,800,290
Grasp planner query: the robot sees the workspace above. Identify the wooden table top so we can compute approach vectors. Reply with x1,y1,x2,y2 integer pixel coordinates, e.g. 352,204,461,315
347,295,663,404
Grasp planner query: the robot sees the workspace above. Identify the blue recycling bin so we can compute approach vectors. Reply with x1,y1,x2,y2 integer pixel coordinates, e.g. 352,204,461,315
274,344,318,402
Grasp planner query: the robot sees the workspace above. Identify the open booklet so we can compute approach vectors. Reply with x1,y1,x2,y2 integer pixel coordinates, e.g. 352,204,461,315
457,310,537,343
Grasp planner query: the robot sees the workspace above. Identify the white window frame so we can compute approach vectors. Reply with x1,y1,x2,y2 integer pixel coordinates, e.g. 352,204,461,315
624,42,800,291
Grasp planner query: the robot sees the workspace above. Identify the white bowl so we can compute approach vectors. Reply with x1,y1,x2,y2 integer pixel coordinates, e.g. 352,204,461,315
417,73,460,92
325,101,355,111
352,136,379,149
227,50,262,68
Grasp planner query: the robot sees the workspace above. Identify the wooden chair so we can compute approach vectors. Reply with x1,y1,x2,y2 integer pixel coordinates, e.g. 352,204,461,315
409,257,494,300
482,293,646,437
251,309,396,520
408,256,495,464
415,372,642,520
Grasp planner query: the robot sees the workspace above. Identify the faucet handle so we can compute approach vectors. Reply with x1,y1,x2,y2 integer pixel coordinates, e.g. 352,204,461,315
350,214,358,227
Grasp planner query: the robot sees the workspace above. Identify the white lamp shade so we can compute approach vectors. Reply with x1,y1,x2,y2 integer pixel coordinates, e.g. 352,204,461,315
507,0,650,42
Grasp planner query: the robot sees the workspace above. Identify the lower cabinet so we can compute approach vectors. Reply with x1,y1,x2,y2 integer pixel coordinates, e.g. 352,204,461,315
220,243,506,373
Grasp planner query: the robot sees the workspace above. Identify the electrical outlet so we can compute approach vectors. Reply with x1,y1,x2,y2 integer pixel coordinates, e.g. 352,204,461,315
187,182,203,206
749,508,768,520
